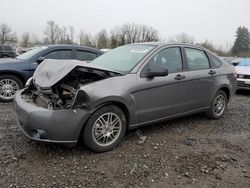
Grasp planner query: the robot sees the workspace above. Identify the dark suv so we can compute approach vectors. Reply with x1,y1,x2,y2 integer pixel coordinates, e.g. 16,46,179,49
0,45,17,58
0,44,103,102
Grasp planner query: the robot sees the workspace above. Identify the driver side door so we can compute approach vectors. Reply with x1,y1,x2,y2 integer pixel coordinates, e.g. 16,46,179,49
135,47,189,123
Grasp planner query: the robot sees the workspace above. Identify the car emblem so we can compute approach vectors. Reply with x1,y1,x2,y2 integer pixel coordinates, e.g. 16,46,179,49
239,74,244,78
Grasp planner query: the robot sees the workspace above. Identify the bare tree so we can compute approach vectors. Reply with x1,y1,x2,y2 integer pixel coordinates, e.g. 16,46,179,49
44,20,60,44
79,30,96,47
96,29,109,49
197,40,229,56
109,23,159,48
58,26,67,44
140,25,159,42
0,23,17,45
20,32,30,47
110,29,119,48
68,26,74,44
169,32,194,44
30,34,42,46
79,30,85,45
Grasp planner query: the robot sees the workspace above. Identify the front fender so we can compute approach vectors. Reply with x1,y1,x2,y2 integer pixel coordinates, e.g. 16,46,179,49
89,96,137,125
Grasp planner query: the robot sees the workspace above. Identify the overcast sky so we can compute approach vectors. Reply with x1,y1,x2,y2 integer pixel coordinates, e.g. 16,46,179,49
1,0,249,49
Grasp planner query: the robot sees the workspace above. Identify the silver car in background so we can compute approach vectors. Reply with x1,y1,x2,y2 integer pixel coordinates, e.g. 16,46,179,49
15,43,237,152
235,58,250,90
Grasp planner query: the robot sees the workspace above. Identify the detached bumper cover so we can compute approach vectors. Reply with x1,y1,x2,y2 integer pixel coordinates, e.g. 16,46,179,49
14,90,90,144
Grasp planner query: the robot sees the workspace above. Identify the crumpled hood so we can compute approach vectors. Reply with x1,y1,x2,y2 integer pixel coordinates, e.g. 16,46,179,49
33,59,120,88
235,66,250,75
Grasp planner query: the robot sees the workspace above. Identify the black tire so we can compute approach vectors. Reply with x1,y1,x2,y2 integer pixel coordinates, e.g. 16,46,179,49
0,74,24,102
207,90,227,119
1,55,9,58
83,105,127,153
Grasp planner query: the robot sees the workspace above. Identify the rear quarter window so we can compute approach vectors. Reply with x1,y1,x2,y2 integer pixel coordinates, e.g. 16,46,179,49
208,53,223,68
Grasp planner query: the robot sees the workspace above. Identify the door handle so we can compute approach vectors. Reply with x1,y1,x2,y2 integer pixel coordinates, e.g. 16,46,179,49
175,74,186,80
209,70,216,75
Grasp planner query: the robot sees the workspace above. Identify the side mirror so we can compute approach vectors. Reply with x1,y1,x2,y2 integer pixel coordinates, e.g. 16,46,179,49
36,56,45,64
144,67,168,78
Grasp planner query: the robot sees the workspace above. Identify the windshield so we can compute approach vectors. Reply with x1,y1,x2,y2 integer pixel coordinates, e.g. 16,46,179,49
238,59,250,66
16,47,48,60
91,44,155,73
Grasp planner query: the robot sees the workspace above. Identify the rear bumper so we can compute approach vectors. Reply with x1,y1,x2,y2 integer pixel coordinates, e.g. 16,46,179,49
14,89,90,144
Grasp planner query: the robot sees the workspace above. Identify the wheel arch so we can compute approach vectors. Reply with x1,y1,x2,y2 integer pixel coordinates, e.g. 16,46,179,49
1,53,10,58
90,101,130,128
77,100,131,144
218,86,230,102
0,70,26,85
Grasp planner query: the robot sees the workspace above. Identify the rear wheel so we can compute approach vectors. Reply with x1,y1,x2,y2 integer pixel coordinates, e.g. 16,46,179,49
83,105,127,152
0,75,23,102
207,90,227,119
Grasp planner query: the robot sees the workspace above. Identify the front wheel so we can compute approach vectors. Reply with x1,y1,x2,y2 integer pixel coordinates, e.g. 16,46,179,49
82,105,127,152
0,75,23,102
207,90,227,119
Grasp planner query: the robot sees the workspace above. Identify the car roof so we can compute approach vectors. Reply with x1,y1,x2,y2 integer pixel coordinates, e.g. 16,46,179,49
132,42,206,50
45,44,102,53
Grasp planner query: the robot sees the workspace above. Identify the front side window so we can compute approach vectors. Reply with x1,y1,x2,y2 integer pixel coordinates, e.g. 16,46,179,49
185,48,210,70
145,47,183,73
91,44,155,73
76,50,97,61
44,50,72,59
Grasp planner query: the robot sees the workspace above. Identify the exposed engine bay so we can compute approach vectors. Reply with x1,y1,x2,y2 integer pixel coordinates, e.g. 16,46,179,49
21,60,121,110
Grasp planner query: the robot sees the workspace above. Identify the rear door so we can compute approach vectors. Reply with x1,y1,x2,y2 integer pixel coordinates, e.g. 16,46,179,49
182,47,216,110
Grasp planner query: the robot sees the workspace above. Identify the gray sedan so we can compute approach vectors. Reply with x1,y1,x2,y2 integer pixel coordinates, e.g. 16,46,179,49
14,43,237,152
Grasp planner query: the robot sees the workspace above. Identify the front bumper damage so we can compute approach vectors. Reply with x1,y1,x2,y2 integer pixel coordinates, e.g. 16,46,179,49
15,89,90,144
14,60,121,145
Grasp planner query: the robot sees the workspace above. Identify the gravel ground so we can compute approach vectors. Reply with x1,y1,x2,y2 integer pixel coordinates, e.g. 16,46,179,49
0,91,250,188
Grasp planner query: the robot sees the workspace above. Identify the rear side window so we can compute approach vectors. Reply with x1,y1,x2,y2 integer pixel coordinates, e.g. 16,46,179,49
208,53,222,68
44,50,72,59
146,47,183,73
76,50,98,61
185,48,210,70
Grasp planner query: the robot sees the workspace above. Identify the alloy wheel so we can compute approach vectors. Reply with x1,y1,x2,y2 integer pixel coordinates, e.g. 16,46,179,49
213,94,226,116
92,112,122,146
0,79,20,100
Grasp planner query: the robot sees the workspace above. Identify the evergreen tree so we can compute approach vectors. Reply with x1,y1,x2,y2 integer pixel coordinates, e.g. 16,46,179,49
232,26,250,55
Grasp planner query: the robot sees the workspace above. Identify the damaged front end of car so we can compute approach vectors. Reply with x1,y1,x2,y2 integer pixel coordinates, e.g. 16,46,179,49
21,59,122,110
14,59,123,143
